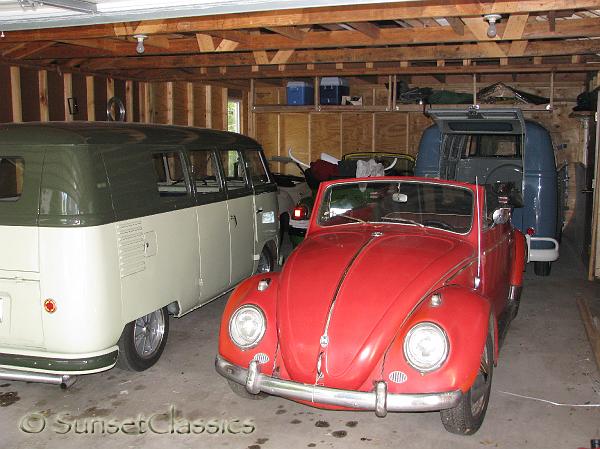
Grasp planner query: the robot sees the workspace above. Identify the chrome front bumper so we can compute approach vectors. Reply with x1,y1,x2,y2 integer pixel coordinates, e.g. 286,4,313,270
215,355,462,417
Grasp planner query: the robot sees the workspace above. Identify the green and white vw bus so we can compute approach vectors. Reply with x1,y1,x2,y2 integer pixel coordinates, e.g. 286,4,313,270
0,122,279,386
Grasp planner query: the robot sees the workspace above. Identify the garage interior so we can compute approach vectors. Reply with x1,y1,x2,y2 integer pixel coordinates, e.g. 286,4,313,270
1,0,600,447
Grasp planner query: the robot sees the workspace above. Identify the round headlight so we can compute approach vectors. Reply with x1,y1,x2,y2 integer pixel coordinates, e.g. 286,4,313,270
229,305,266,349
403,322,448,372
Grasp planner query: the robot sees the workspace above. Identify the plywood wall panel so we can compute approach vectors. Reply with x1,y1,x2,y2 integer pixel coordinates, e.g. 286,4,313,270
407,112,433,156
20,67,40,122
211,87,227,130
256,113,279,166
172,81,189,126
192,84,207,128
255,86,285,105
71,73,87,121
0,66,11,123
150,82,168,124
311,113,341,161
47,71,65,121
341,113,373,155
374,113,408,153
281,113,309,174
93,76,108,122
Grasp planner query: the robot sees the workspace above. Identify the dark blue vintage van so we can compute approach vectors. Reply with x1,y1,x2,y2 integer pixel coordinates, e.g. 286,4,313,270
414,108,560,276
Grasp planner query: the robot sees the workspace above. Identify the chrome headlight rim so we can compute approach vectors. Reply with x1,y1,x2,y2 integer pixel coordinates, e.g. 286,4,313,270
403,321,449,373
228,304,266,350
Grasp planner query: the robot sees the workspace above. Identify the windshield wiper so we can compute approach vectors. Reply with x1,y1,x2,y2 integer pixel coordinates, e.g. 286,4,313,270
380,216,424,227
334,213,366,224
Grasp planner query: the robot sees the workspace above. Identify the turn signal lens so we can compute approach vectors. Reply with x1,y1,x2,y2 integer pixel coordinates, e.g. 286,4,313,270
43,299,57,314
293,205,308,220
526,227,536,236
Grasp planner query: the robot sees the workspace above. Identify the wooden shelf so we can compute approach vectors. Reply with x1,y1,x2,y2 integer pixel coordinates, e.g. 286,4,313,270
252,103,554,113
252,104,391,113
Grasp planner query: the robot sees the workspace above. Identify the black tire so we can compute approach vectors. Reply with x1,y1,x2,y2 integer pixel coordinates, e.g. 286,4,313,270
117,307,169,372
534,261,551,276
440,333,493,435
227,380,267,400
255,246,274,274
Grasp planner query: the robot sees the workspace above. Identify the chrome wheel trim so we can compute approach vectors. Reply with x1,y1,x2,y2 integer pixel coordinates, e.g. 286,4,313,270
257,249,272,273
133,310,166,359
470,340,491,417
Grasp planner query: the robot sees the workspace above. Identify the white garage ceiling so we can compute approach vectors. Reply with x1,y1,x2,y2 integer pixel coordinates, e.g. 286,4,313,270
0,0,414,31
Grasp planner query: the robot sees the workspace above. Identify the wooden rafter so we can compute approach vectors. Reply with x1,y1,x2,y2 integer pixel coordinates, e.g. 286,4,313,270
78,39,600,72
17,17,600,61
265,26,306,41
2,0,599,42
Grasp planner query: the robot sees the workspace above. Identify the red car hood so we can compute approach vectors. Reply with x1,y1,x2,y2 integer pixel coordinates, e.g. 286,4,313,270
277,226,474,388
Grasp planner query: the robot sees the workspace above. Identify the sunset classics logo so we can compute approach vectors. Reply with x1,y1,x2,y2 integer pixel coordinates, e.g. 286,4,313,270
19,405,256,436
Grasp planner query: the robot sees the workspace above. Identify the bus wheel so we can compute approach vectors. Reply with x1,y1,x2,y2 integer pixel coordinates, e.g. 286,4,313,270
256,246,274,274
534,261,551,277
117,307,169,371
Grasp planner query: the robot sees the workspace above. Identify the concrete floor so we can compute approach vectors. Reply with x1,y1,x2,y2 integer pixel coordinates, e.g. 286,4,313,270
1,239,599,449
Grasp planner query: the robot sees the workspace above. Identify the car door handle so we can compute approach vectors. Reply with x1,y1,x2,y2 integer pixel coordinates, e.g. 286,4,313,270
229,215,238,227
256,208,263,214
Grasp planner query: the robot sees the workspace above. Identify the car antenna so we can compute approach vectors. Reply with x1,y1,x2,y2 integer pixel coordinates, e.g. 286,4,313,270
475,176,482,289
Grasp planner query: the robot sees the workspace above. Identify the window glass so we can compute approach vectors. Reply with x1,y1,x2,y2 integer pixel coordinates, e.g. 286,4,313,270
189,150,222,194
227,100,241,133
463,135,521,158
152,152,189,197
220,150,248,191
245,151,270,186
0,157,24,201
317,180,473,234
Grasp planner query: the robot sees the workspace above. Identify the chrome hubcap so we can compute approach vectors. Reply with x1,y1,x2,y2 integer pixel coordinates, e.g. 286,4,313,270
470,340,491,417
133,310,165,359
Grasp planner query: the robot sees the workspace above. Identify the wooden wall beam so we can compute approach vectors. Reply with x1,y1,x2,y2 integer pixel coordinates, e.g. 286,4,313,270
82,39,600,72
10,66,22,122
63,73,73,122
186,81,194,126
205,85,212,128
85,75,95,121
38,69,49,122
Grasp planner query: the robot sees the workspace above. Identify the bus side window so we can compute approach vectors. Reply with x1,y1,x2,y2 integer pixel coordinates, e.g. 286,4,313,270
152,152,189,197
244,150,270,187
0,157,24,202
189,150,222,194
220,150,249,191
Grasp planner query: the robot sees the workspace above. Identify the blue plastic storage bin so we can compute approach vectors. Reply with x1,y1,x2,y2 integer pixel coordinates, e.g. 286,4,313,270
320,77,350,105
287,81,314,105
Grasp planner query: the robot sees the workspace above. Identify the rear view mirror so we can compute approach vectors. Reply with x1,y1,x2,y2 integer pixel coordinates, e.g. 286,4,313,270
392,193,408,203
492,207,511,225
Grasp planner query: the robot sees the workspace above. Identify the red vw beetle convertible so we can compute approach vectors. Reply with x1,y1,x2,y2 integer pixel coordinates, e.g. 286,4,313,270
216,177,525,435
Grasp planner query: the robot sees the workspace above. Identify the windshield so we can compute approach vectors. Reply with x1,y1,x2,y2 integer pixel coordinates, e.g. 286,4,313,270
317,180,473,233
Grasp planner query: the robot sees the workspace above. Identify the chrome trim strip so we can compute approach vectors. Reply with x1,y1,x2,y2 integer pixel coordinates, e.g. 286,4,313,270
216,356,462,413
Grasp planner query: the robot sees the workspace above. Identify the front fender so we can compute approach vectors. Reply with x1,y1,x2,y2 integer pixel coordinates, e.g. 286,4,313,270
218,273,280,375
381,285,492,394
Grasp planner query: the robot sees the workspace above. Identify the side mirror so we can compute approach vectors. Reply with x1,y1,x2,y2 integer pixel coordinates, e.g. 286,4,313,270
492,207,511,225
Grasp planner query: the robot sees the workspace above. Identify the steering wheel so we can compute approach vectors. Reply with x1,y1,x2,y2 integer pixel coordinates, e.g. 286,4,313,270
484,163,523,187
421,219,454,231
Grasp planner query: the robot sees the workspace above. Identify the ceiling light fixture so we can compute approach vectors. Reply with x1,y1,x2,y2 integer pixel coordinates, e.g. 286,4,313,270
133,34,147,54
484,14,502,38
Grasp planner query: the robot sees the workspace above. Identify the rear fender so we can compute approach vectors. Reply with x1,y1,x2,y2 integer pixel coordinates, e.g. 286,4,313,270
382,285,492,394
218,273,280,375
